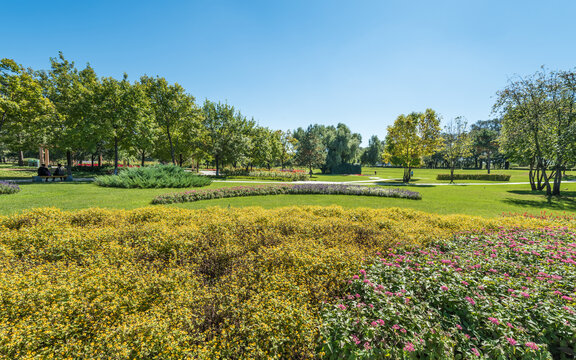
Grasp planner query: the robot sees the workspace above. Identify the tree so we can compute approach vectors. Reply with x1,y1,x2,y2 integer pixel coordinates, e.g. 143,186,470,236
202,100,253,176
361,135,385,166
443,117,472,183
324,123,362,173
94,75,149,174
470,120,500,173
384,109,443,182
495,68,576,195
294,125,326,175
39,53,99,174
0,59,53,165
141,76,199,165
278,130,297,169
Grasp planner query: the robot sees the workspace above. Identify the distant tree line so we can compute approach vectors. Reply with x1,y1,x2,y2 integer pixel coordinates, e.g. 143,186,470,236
2,56,575,193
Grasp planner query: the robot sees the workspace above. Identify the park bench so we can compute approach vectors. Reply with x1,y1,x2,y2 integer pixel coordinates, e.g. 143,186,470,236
32,175,71,182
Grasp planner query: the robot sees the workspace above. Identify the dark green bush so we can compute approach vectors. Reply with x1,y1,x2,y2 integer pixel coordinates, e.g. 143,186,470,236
94,165,211,188
436,173,511,181
331,163,362,174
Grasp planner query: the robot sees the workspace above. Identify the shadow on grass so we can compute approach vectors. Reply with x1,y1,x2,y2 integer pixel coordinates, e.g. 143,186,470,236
503,190,576,211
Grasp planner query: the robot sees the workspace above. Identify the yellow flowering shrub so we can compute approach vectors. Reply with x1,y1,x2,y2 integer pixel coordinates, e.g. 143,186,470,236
0,206,571,359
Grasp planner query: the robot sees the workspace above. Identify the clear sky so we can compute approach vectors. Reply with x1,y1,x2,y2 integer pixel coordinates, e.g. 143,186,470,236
4,0,576,145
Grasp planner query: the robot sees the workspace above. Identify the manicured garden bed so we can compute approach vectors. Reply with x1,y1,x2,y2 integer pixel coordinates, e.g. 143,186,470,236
321,228,575,359
152,184,422,204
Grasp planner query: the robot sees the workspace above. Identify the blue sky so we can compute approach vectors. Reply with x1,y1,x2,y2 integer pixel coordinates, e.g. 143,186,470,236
4,0,576,145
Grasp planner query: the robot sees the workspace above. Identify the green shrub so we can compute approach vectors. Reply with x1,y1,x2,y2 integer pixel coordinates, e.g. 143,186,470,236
436,173,511,181
94,165,211,188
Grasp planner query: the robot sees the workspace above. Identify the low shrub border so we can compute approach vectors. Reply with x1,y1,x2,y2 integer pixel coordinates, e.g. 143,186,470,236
436,173,511,181
0,181,20,195
320,228,576,359
152,184,422,204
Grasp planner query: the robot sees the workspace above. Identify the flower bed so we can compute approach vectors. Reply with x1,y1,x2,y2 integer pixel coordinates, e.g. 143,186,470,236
0,207,570,359
320,228,576,359
0,181,20,194
221,168,309,181
152,184,422,204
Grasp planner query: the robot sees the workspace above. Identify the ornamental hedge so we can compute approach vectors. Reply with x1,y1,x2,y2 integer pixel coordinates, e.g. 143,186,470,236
151,184,422,204
436,173,511,181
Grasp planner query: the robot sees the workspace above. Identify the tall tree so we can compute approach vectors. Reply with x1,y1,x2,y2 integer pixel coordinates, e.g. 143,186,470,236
361,135,385,166
443,117,472,183
294,125,326,175
141,76,198,165
95,75,149,174
384,109,443,182
470,119,500,173
495,68,576,195
0,59,53,165
202,100,253,176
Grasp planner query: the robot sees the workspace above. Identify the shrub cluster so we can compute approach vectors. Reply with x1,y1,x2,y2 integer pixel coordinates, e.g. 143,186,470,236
221,168,309,181
321,228,576,359
436,173,511,181
94,164,212,188
152,184,422,204
0,206,564,359
0,181,20,195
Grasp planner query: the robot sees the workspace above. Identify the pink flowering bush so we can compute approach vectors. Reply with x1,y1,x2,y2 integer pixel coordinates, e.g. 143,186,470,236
320,228,576,359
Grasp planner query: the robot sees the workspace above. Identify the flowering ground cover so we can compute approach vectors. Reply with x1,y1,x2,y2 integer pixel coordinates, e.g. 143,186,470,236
152,184,422,204
0,181,20,194
0,206,572,359
321,228,576,359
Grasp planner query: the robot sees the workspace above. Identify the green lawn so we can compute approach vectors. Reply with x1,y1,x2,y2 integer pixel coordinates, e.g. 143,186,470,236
311,167,576,184
2,180,576,217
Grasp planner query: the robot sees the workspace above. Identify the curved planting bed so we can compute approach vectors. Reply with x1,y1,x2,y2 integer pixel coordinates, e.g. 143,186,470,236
151,184,422,204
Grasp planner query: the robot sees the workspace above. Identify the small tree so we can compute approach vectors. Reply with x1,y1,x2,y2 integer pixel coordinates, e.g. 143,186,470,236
443,117,472,183
384,109,443,182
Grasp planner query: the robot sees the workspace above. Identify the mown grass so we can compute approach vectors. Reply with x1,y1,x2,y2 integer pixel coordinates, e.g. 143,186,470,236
2,181,576,217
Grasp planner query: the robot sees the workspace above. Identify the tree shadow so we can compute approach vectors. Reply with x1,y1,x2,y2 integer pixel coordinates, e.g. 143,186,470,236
503,190,576,211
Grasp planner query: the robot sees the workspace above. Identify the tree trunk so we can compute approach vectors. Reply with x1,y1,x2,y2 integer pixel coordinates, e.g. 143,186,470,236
403,167,411,183
98,152,102,167
0,112,6,134
113,137,119,175
450,165,455,184
66,150,72,175
141,151,146,167
529,160,537,191
179,153,183,167
166,124,176,165
486,152,491,174
552,164,562,196
215,154,220,176
18,151,24,167
91,154,95,167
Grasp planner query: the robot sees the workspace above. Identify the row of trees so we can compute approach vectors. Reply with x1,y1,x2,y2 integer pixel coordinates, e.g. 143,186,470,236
0,54,298,175
3,55,574,194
